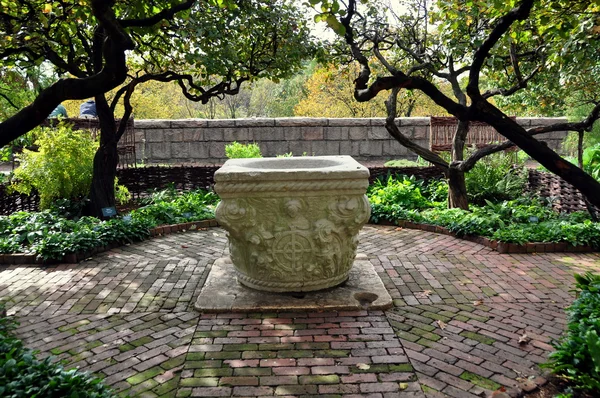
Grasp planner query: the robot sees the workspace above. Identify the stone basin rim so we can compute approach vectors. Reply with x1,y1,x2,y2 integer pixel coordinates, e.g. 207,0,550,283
239,157,338,170
214,155,369,182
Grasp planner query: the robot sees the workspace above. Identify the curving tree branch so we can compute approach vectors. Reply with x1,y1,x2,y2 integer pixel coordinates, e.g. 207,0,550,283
467,0,535,99
0,0,135,147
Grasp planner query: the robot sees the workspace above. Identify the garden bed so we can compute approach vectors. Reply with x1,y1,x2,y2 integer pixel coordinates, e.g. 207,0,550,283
0,219,218,265
0,188,218,264
392,219,596,253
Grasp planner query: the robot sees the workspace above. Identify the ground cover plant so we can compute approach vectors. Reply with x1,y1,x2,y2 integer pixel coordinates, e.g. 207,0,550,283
0,188,217,261
0,303,117,397
368,172,600,247
543,272,600,395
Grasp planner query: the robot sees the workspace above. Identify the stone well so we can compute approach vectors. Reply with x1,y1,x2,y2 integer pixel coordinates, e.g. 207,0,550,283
214,156,371,292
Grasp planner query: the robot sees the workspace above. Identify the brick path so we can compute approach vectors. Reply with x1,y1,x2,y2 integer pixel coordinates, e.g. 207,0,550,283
1,225,599,397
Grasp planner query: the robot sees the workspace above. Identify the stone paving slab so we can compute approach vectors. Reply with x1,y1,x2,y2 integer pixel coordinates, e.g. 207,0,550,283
195,254,392,313
1,225,599,397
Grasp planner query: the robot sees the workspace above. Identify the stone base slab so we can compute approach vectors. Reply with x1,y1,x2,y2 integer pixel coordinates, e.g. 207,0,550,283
194,254,392,312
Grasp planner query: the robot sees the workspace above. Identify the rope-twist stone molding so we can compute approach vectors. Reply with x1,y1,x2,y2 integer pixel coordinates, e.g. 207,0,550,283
216,179,368,194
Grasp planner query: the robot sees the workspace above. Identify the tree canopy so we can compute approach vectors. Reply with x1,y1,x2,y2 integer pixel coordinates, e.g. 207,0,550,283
310,0,600,209
0,0,316,216
0,0,315,145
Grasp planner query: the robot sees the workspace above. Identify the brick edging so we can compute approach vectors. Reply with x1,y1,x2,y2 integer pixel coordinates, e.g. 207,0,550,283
390,220,596,253
0,219,219,266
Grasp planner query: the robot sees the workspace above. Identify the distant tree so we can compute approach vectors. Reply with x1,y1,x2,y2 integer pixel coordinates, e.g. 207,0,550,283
294,63,448,117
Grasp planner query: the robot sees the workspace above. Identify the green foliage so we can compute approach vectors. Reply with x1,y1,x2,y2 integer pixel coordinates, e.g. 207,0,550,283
544,272,600,392
465,151,528,205
10,125,95,208
225,141,262,159
582,144,600,181
131,188,218,226
10,124,130,208
0,302,117,397
368,174,600,246
383,159,421,168
0,189,217,260
368,175,439,211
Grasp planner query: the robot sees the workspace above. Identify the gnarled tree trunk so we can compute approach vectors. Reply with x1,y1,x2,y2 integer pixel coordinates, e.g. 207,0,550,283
447,167,468,209
86,94,118,218
447,120,470,210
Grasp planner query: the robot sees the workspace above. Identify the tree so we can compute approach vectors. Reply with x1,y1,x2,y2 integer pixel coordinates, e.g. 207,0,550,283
313,0,600,209
0,0,315,216
294,63,448,117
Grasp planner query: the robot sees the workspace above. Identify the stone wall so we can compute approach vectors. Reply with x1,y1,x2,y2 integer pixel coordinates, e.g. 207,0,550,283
134,117,568,165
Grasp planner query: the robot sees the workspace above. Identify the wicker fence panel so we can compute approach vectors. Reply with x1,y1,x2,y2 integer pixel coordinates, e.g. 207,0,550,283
430,116,517,152
116,165,220,199
0,186,40,215
368,166,445,184
527,169,597,214
0,165,595,215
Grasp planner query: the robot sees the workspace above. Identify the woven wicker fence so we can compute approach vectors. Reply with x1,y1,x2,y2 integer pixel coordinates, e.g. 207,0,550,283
0,185,40,215
0,165,592,216
430,116,517,152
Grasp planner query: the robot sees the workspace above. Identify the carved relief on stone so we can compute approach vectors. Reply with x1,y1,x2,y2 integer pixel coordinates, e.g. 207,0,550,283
214,156,370,292
216,192,369,291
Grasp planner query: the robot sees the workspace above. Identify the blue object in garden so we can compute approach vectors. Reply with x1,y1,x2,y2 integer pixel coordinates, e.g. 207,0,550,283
79,99,97,118
101,207,117,218
48,104,67,118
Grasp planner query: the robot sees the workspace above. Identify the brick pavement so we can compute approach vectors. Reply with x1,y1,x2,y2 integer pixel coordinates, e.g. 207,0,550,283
1,225,599,397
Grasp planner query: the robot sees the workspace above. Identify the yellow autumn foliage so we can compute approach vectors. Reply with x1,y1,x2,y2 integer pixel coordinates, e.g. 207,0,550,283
294,63,451,118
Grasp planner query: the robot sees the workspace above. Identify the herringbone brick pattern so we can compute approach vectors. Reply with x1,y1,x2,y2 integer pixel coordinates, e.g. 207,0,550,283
0,225,599,397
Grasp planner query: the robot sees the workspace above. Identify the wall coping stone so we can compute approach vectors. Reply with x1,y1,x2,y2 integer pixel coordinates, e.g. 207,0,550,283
136,119,172,128
275,117,328,126
171,119,208,128
327,118,375,127
235,118,276,127
399,117,430,126
135,117,569,129
206,119,237,128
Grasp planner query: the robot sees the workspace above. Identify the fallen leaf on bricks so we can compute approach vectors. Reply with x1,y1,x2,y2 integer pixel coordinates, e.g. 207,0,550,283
356,363,370,370
436,320,447,330
415,290,432,298
398,383,408,390
518,333,531,345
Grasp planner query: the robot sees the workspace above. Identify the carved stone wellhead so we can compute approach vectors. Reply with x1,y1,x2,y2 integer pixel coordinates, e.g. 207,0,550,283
214,156,370,292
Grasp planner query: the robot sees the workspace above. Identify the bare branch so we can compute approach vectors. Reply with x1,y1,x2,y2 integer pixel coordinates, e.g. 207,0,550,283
482,64,541,99
467,0,535,99
120,0,195,28
527,102,600,134
385,87,449,170
340,0,467,118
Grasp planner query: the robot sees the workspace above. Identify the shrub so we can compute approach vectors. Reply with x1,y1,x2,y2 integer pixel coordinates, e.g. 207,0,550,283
10,123,130,208
465,151,527,205
582,144,600,181
11,124,96,208
367,174,600,246
544,273,600,392
225,141,262,158
0,303,117,397
368,175,435,211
